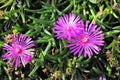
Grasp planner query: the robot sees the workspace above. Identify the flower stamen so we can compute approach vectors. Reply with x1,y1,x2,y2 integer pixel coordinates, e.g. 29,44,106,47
15,48,22,54
66,26,71,32
82,37,89,43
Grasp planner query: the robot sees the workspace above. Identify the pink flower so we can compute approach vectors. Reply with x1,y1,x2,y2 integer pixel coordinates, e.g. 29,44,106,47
68,21,104,58
98,76,103,80
3,34,35,67
54,13,84,40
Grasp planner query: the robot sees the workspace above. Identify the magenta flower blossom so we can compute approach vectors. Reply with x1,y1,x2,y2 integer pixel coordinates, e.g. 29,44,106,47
98,76,103,80
3,34,35,67
68,21,104,58
54,13,84,40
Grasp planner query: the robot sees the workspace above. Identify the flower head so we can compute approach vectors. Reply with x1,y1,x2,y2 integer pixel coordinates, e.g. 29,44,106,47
54,13,84,40
68,21,104,58
3,34,35,67
98,76,103,80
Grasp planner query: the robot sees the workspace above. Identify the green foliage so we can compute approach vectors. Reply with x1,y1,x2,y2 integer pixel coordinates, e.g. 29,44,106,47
0,0,120,80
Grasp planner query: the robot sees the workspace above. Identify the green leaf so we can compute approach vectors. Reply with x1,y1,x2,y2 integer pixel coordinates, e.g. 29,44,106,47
43,42,51,56
28,61,41,77
105,30,120,38
0,0,7,3
75,55,84,63
29,16,54,25
0,0,13,9
92,67,101,74
0,41,4,48
89,0,101,4
112,26,120,30
36,37,52,43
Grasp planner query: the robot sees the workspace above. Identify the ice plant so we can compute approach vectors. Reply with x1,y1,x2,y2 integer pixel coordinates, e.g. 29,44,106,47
54,13,84,40
98,76,103,80
68,21,104,58
3,34,35,67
